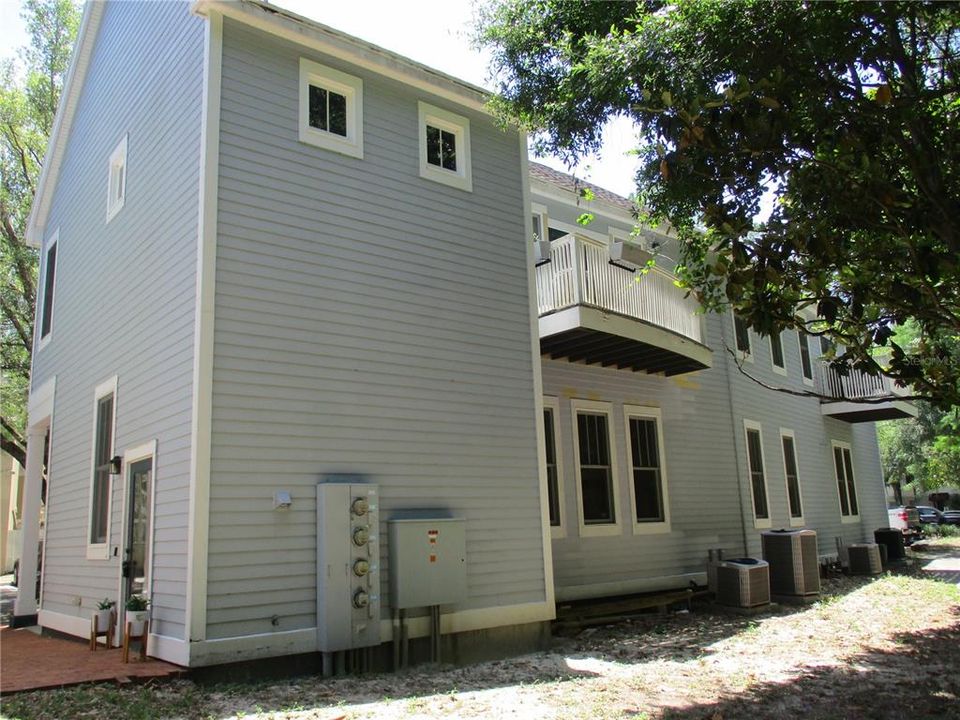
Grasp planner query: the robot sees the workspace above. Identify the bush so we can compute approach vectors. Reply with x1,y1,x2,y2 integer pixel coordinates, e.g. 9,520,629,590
922,523,960,538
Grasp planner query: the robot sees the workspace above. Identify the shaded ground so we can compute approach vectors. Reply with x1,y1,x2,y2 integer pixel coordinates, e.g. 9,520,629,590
3,539,959,720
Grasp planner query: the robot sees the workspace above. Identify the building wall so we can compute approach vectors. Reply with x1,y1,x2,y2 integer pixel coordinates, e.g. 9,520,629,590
205,19,546,641
537,192,889,596
32,1,204,641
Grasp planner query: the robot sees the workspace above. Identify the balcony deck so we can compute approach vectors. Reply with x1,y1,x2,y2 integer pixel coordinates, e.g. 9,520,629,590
535,235,712,376
817,365,917,422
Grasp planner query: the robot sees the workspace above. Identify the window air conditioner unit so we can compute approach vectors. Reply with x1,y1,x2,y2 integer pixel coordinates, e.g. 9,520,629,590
609,238,625,262
761,529,820,598
715,558,770,608
534,240,551,263
847,543,883,576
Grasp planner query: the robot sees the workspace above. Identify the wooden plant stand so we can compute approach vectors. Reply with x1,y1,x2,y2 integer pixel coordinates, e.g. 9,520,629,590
123,619,149,663
89,611,115,650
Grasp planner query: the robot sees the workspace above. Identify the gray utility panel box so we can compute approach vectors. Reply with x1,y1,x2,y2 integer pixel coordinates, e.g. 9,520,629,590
389,517,466,609
317,483,381,652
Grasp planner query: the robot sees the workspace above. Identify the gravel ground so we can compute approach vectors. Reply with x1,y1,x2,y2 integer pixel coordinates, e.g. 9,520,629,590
4,539,959,720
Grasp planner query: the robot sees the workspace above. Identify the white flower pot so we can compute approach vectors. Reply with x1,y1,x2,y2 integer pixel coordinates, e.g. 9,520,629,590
94,608,112,631
126,609,148,637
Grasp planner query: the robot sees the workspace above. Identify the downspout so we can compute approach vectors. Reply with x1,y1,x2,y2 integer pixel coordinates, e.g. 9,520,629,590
720,315,751,557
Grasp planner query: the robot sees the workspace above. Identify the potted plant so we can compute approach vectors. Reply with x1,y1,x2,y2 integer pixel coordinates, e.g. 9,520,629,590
94,598,115,631
125,594,150,636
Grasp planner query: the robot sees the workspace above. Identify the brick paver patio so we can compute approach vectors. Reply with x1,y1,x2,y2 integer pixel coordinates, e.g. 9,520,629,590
0,627,184,694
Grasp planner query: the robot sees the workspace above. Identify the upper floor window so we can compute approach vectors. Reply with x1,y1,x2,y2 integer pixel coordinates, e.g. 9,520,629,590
299,58,363,159
39,233,58,346
733,314,752,358
798,332,814,384
106,135,127,222
770,332,786,374
418,101,472,192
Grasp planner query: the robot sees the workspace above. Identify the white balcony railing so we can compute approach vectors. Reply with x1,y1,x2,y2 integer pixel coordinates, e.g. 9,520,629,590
535,235,703,344
816,363,901,401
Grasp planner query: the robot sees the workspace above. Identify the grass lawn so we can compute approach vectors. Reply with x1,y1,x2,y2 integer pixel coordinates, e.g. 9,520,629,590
3,539,958,720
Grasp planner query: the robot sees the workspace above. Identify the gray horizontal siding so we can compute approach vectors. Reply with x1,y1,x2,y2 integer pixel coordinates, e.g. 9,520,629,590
205,20,545,640
31,1,203,640
541,207,888,594
543,314,744,592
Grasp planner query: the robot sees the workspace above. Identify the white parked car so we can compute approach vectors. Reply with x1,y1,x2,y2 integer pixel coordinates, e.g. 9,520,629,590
887,506,921,542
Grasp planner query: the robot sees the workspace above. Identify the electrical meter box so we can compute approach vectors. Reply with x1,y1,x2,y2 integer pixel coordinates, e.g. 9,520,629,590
388,516,466,609
317,482,380,651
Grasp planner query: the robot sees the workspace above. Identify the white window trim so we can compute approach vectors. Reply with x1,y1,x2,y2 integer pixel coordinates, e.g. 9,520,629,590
115,438,158,628
732,314,753,363
623,405,671,535
798,332,815,386
831,440,861,523
86,375,118,560
543,396,566,539
37,229,59,352
571,399,621,537
779,428,805,527
298,58,364,159
418,101,472,192
106,134,127,223
743,419,771,529
770,332,787,376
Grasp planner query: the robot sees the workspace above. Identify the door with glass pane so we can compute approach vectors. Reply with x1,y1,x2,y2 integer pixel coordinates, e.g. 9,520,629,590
124,458,152,601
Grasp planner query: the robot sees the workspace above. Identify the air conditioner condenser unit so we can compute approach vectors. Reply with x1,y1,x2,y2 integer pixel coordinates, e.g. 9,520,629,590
761,529,820,598
715,558,770,609
847,543,883,576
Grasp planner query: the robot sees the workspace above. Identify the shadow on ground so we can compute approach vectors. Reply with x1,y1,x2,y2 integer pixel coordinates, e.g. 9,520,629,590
657,619,960,720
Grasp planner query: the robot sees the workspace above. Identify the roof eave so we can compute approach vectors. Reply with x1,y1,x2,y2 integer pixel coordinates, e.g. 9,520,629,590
25,0,106,248
191,0,491,113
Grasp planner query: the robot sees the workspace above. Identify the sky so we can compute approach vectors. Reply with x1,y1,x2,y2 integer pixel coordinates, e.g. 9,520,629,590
0,0,640,197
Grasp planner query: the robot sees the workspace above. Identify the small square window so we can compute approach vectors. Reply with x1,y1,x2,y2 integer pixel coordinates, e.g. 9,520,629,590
418,101,472,192
106,135,127,222
309,85,348,137
299,58,363,159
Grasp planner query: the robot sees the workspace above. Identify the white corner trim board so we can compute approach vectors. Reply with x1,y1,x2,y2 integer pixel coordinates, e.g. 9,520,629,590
187,8,223,647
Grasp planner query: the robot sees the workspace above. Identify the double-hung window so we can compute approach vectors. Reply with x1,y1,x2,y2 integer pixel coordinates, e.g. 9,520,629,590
542,397,564,534
770,332,786,375
780,429,804,525
572,400,618,536
88,377,117,558
38,232,58,348
624,406,670,533
798,332,814,385
743,420,770,527
299,58,363,158
733,314,752,359
418,102,472,191
832,441,860,521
